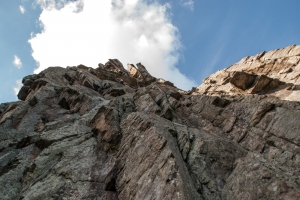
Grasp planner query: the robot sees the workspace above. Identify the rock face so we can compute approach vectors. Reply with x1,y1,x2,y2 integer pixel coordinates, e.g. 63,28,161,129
0,46,300,200
198,44,300,101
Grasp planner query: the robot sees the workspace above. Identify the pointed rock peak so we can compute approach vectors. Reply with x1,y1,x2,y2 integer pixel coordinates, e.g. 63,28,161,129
127,64,140,79
127,63,156,84
136,63,156,82
103,59,129,75
156,78,175,87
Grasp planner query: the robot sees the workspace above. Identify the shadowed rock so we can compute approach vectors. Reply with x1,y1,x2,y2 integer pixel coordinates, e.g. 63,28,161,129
230,71,257,90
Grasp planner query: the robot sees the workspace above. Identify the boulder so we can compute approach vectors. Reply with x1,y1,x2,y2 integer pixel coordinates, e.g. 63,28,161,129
230,71,257,90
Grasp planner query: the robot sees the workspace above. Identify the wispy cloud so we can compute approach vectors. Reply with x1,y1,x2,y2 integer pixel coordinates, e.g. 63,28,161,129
19,5,26,14
13,55,22,69
181,0,194,11
29,0,196,90
13,80,22,95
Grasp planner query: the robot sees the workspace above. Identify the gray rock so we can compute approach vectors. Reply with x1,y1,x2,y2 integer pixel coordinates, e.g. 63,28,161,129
1,46,300,200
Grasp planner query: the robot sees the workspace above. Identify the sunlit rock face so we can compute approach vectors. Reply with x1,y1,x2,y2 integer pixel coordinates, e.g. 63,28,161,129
198,44,300,101
1,46,300,200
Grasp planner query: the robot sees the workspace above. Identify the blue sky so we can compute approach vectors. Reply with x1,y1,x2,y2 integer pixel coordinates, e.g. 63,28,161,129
1,0,300,103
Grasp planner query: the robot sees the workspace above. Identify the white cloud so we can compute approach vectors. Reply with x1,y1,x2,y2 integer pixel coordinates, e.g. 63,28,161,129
33,0,83,11
29,0,196,90
13,55,22,69
181,0,194,11
19,5,26,14
13,80,22,95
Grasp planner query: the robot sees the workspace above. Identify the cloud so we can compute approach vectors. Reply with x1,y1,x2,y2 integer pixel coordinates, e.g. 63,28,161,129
13,80,22,95
19,5,26,14
13,55,22,69
33,0,83,11
29,0,196,90
180,0,194,11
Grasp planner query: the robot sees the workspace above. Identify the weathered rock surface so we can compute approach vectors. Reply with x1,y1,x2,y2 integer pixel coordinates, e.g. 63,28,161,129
0,46,300,200
198,44,300,101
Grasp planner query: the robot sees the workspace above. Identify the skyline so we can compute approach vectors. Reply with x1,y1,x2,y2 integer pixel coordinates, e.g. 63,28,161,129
1,0,300,103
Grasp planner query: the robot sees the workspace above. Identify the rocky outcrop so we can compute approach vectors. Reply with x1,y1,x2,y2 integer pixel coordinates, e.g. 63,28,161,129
1,46,300,200
198,44,300,101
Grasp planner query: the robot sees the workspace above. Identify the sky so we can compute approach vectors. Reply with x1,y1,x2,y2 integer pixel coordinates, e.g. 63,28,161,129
1,0,300,103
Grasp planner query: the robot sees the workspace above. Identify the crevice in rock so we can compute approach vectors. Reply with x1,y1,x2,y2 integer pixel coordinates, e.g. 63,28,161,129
16,136,33,149
0,157,20,176
63,73,74,85
237,131,248,144
212,97,231,108
32,79,48,91
35,139,54,151
58,97,70,110
105,178,117,191
271,134,300,148
28,96,38,107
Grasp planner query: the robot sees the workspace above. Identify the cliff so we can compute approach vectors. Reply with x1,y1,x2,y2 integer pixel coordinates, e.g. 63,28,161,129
0,45,300,200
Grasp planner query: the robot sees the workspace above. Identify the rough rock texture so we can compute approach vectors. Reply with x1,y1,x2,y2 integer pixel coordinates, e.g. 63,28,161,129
198,44,300,101
1,46,300,200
